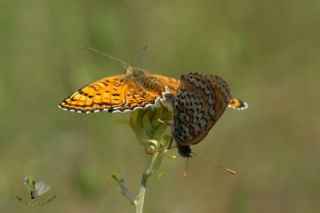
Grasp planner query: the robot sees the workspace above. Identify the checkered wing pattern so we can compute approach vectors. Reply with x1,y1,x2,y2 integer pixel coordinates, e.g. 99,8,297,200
172,73,231,147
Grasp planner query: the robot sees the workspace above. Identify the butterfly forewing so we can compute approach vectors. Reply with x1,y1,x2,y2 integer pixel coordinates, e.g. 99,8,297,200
59,66,179,113
60,74,126,113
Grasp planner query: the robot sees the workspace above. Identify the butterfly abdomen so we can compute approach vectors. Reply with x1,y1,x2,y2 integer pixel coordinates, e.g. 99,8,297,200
137,76,166,94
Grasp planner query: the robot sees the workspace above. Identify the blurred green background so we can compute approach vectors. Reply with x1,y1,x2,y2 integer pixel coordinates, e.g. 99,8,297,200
1,0,319,212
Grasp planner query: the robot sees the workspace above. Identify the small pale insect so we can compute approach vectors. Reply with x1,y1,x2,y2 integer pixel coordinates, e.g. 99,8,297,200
23,176,51,199
59,65,179,113
16,176,56,206
165,72,248,157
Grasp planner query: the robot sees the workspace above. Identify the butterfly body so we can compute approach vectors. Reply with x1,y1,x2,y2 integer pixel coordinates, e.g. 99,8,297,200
59,66,179,113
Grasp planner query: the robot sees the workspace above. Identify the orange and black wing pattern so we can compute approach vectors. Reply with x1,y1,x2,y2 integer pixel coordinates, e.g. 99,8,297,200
228,98,248,110
59,74,128,113
59,67,179,113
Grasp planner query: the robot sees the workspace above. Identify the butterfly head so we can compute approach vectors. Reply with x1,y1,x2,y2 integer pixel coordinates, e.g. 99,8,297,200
126,67,146,79
177,144,192,158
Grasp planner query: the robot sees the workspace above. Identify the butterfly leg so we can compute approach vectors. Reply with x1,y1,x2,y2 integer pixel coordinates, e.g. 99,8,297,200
163,93,176,106
157,118,172,126
157,93,175,126
167,136,174,149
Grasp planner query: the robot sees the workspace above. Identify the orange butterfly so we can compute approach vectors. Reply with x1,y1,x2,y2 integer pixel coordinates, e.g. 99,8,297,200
59,65,179,113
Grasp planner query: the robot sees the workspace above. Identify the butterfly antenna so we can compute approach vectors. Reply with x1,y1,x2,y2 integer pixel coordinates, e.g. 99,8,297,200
183,157,190,177
80,46,128,67
133,45,149,65
191,152,237,175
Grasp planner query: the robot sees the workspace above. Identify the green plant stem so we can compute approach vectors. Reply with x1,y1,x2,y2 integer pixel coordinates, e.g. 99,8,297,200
136,151,161,213
135,175,146,213
126,106,173,212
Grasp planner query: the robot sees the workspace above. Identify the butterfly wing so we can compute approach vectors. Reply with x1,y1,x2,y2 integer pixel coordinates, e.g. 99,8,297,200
59,74,131,113
148,73,179,95
59,73,177,113
228,98,248,110
34,181,51,197
172,73,231,146
114,86,161,112
115,73,179,112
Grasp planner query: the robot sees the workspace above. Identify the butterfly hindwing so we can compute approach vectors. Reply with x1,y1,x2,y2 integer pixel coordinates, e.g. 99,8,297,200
172,73,231,146
167,72,248,157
